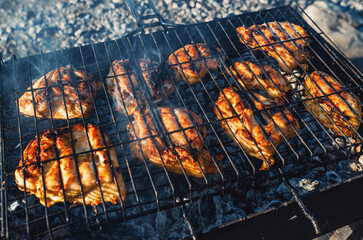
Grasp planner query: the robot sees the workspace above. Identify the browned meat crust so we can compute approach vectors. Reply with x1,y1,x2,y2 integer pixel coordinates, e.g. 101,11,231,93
127,107,221,177
107,59,177,115
168,43,220,85
304,71,362,136
230,61,291,100
139,59,178,101
214,87,300,170
236,22,310,73
15,124,126,207
17,65,101,119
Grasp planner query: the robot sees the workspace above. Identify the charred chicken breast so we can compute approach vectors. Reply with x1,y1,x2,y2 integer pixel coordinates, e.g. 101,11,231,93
230,61,291,100
139,59,177,101
127,107,220,177
15,124,126,207
17,65,101,119
107,59,176,115
304,71,362,136
237,22,309,73
168,43,220,85
214,87,299,170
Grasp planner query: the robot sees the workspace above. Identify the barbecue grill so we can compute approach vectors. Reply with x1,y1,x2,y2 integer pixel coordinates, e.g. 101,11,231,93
1,0,363,239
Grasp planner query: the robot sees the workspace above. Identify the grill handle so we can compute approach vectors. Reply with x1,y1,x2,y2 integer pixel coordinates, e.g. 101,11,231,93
124,0,181,36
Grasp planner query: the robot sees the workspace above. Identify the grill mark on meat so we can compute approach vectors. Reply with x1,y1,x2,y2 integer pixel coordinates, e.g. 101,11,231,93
107,59,177,115
236,22,310,73
168,43,222,85
269,35,278,42
214,87,300,170
15,124,126,207
304,71,362,136
127,107,221,177
17,65,101,119
230,61,291,100
257,73,266,80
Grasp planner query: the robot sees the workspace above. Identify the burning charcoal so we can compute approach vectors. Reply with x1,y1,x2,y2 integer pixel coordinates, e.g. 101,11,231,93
313,147,325,156
288,178,301,190
336,167,355,181
302,170,318,180
323,141,338,152
325,171,342,183
52,227,69,239
246,189,262,203
326,153,337,161
276,182,293,200
155,212,167,230
298,178,320,192
298,148,307,157
315,166,326,172
349,162,363,172
205,134,216,146
312,155,321,163
284,162,297,172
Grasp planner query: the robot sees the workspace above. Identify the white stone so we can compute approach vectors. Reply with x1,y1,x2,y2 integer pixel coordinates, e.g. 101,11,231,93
304,1,363,59
74,29,82,38
171,2,178,9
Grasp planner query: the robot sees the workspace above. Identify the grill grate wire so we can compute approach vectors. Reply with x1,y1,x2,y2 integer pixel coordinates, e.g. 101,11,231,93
0,5,362,239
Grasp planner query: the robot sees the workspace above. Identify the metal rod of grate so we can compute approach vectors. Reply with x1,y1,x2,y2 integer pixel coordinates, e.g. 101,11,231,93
0,3,362,239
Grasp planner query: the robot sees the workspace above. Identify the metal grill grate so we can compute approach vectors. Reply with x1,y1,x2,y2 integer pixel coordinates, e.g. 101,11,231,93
1,3,363,239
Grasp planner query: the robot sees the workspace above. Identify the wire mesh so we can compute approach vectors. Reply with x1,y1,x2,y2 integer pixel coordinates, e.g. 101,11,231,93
0,5,362,239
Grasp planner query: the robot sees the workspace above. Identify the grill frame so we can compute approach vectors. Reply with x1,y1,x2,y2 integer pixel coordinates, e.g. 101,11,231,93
196,174,363,240
0,2,362,239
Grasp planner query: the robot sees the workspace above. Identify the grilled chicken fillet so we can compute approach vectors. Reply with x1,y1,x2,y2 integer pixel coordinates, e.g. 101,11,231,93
139,59,178,101
107,59,176,115
214,87,299,170
304,71,362,136
237,22,309,73
127,107,220,177
168,43,220,85
230,61,291,100
17,65,101,119
15,124,126,207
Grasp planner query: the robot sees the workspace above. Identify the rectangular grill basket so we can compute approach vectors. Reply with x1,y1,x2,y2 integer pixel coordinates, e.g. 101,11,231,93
1,2,363,239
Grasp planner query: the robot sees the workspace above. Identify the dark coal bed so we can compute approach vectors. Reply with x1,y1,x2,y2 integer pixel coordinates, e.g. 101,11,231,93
1,7,363,239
